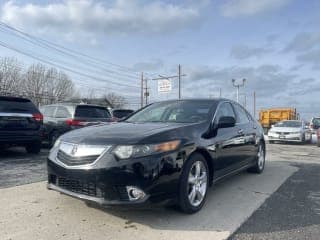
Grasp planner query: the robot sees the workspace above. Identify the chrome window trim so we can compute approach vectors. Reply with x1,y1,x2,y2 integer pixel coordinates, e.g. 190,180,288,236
0,113,33,117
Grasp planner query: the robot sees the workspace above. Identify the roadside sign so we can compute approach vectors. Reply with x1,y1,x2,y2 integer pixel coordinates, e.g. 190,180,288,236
158,79,172,93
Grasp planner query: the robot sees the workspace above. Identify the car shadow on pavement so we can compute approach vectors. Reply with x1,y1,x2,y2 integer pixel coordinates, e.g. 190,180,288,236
86,162,297,233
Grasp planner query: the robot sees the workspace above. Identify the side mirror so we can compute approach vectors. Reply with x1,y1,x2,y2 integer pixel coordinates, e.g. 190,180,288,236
217,116,236,129
271,124,274,128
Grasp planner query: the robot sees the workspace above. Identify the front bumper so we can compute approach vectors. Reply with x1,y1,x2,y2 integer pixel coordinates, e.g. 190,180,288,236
47,148,184,206
268,133,303,142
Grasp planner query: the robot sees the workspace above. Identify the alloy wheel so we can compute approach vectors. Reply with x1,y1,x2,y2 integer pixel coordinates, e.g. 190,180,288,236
257,145,265,170
187,161,208,207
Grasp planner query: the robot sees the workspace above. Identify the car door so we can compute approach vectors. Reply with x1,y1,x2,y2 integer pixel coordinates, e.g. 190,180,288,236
232,103,257,165
209,102,244,177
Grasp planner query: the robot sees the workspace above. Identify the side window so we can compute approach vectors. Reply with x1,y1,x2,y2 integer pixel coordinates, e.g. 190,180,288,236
233,104,250,124
55,106,71,118
214,102,236,123
43,106,56,118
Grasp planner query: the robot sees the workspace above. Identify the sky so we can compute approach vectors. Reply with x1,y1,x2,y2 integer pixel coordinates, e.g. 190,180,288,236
0,0,319,119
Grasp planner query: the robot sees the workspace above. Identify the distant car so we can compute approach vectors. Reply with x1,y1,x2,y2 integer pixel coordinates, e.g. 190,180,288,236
268,120,311,143
40,103,113,147
112,109,134,120
47,99,266,214
309,117,320,133
0,96,43,153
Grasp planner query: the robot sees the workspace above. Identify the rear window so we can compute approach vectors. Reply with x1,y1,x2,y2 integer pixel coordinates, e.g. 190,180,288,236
312,118,320,127
113,110,134,118
0,97,39,113
75,105,111,118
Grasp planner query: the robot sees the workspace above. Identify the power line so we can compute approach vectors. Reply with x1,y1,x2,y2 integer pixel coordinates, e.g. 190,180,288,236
0,40,140,89
0,22,142,77
0,26,141,83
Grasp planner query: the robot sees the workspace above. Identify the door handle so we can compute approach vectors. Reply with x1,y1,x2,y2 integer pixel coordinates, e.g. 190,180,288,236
238,129,244,135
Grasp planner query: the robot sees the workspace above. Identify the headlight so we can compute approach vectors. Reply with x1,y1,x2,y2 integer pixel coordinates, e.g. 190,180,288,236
113,140,180,159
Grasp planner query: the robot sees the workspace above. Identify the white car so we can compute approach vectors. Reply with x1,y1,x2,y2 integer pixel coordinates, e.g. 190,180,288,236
268,120,311,143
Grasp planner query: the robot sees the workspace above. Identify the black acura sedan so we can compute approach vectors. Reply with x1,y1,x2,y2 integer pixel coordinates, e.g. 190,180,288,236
47,99,265,213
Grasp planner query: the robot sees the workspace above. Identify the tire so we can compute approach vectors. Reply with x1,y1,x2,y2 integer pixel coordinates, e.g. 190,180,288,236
248,143,265,174
49,131,60,148
178,153,209,214
25,141,41,154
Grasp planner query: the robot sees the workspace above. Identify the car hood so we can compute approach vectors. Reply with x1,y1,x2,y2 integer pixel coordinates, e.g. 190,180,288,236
270,127,302,133
60,121,204,145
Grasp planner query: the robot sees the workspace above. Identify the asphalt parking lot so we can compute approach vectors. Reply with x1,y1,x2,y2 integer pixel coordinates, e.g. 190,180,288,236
0,143,319,240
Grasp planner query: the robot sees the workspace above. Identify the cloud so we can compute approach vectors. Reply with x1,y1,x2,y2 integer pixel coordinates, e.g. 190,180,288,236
230,45,271,60
296,49,320,69
283,32,320,52
220,0,291,18
185,64,295,99
0,0,205,38
132,59,164,72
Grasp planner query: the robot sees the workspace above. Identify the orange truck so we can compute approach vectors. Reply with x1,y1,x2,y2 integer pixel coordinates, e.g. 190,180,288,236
259,108,299,133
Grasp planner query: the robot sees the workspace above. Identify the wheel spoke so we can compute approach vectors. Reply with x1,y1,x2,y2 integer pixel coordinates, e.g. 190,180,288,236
188,186,196,203
196,189,204,202
198,172,207,183
188,173,197,184
195,161,201,177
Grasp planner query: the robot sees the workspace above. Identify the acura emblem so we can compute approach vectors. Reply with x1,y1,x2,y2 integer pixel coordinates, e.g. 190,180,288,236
71,145,78,156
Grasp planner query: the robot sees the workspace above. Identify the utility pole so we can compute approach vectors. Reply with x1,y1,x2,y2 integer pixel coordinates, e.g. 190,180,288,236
140,72,144,108
178,64,181,99
253,91,256,118
152,65,186,99
232,78,246,103
144,78,149,105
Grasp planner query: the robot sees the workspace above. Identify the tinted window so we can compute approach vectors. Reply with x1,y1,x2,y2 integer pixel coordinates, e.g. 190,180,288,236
0,97,39,113
55,106,71,118
312,118,320,128
126,101,213,123
75,106,111,118
42,106,56,117
214,102,236,123
233,104,249,124
113,110,134,118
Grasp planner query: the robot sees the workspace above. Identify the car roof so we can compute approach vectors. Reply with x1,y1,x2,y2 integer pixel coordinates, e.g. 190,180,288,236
0,96,31,102
41,103,108,108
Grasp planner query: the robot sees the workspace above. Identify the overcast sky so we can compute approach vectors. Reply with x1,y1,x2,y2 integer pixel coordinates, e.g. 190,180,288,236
0,0,319,119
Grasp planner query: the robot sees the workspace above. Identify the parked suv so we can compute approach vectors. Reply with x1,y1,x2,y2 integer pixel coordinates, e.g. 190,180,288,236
40,103,113,147
310,117,320,133
0,96,43,153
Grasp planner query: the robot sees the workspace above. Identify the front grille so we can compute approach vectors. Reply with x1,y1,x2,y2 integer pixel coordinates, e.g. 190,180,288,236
57,177,102,197
276,132,291,135
57,150,99,166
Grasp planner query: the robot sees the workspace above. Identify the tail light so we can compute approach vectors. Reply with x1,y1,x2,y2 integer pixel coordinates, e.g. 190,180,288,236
65,119,81,126
32,113,43,122
317,130,320,137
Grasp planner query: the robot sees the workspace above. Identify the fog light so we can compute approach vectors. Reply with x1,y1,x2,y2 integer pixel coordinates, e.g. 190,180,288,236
126,186,146,201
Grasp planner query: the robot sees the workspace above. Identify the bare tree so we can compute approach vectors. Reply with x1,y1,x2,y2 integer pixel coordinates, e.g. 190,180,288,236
104,92,127,108
0,57,22,94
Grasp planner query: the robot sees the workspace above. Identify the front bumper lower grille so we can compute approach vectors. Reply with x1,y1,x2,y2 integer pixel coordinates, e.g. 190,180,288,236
49,174,130,201
57,150,99,166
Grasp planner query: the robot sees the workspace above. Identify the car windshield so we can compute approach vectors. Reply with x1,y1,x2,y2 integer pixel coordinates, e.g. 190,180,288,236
275,121,302,128
125,100,214,123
